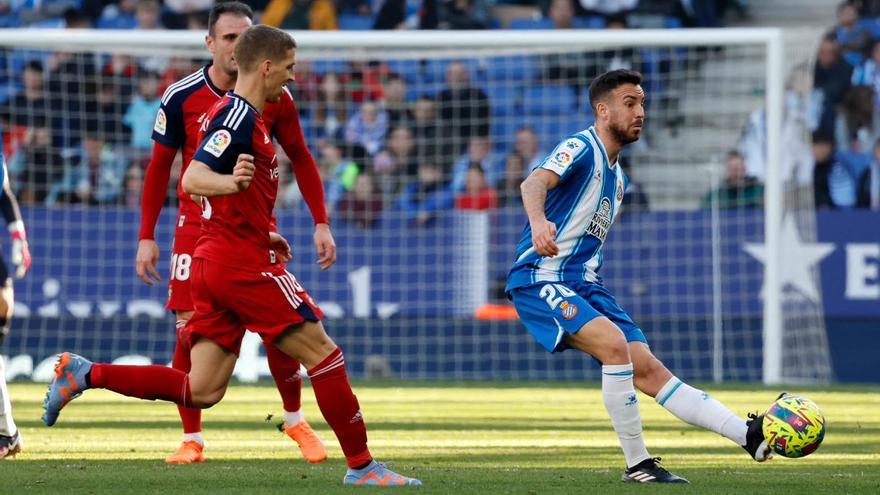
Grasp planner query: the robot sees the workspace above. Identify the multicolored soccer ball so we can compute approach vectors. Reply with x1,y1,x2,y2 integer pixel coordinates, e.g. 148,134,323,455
762,395,826,458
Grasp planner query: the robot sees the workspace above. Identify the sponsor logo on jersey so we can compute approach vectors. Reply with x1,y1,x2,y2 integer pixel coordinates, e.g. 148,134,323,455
203,129,231,157
153,109,167,135
263,132,270,144
560,300,578,320
198,113,209,132
269,166,279,180
586,197,612,242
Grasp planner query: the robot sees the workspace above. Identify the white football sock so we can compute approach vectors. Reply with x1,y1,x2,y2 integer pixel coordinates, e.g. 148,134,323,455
602,364,651,468
284,410,304,426
656,376,747,446
0,356,17,436
183,432,204,446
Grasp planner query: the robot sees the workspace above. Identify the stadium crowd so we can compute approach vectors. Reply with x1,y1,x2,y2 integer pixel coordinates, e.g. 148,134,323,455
0,0,877,229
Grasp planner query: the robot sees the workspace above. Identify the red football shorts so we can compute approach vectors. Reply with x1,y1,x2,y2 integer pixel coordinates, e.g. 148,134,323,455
166,221,199,312
185,258,324,355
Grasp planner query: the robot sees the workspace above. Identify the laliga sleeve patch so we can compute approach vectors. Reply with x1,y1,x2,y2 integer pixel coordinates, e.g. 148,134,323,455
153,109,167,135
544,138,584,175
203,129,232,158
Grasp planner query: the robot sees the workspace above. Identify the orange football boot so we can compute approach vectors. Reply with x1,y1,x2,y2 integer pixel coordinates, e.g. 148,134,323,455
165,440,205,464
284,420,328,463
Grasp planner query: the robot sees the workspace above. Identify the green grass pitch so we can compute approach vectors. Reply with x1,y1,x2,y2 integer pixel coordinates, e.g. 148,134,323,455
2,382,879,494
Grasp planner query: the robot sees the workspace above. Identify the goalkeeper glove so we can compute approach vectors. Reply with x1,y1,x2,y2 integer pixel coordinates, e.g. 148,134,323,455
9,220,31,279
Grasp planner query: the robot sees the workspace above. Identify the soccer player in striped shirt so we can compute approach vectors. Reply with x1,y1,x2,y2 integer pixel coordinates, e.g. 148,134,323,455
507,69,771,484
44,25,420,487
0,136,31,459
135,2,331,464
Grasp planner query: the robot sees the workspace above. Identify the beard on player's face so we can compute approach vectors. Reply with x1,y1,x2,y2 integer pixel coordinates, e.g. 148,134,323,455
610,118,639,145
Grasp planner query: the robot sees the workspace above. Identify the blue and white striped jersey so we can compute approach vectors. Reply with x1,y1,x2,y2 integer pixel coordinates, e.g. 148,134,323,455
507,126,628,291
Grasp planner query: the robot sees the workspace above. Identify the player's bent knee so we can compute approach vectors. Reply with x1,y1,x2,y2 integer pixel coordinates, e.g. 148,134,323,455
601,335,631,365
190,389,225,409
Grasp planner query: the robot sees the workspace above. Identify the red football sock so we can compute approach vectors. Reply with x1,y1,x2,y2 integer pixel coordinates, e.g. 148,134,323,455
172,320,202,433
265,342,302,414
308,348,371,468
90,363,192,407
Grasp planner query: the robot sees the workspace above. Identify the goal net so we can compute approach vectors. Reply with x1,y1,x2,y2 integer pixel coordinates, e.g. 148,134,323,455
0,28,831,384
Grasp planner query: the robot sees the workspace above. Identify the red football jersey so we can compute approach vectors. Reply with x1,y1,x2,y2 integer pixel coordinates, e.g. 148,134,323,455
152,65,310,225
191,93,280,270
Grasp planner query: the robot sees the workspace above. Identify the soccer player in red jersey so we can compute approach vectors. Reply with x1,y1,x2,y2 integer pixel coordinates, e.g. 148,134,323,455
44,25,421,487
134,2,332,464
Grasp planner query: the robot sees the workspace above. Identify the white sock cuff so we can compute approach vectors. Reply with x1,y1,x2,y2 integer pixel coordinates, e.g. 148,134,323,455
602,363,634,378
656,376,683,406
284,410,304,426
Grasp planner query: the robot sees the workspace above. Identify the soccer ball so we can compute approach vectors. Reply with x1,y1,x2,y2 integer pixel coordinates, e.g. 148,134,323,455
762,395,826,458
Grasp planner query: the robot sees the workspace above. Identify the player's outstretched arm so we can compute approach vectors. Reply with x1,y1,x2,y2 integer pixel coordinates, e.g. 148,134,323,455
521,169,561,257
182,155,255,197
136,141,178,286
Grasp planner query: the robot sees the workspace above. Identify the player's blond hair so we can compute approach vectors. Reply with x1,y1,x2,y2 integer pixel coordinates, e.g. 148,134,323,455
234,25,296,74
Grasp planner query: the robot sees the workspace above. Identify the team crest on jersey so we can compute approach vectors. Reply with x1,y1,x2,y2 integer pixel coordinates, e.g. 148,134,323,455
203,130,231,157
586,198,612,242
616,182,624,202
560,300,579,320
154,109,167,135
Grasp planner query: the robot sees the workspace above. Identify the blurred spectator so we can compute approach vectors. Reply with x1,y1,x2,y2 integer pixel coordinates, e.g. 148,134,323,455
835,85,880,152
314,72,348,140
852,40,880,106
318,139,361,211
858,0,880,16
49,130,127,205
373,0,438,29
64,6,93,27
438,0,487,29
338,173,385,228
674,0,725,28
578,0,638,18
833,1,874,64
47,49,99,149
450,136,501,192
342,60,388,103
396,161,454,225
5,123,60,205
548,0,576,28
812,132,859,209
739,65,820,185
858,139,880,209
122,163,144,208
515,126,543,171
162,0,213,29
497,153,526,207
98,0,137,29
410,96,439,153
344,101,389,155
382,74,412,128
455,165,498,210
703,150,763,209
91,81,130,146
814,36,854,135
437,61,490,153
0,60,52,132
261,0,338,30
102,54,137,97
16,0,77,26
291,60,321,105
135,0,163,29
123,70,161,154
372,126,420,190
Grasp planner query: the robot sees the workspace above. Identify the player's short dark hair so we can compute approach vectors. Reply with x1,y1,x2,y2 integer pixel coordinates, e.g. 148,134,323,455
588,69,643,111
837,1,856,14
726,149,743,160
25,60,43,72
208,1,254,37
812,131,833,145
234,25,297,73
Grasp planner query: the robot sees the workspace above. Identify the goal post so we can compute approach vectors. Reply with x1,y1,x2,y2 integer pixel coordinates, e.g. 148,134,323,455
0,27,829,384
